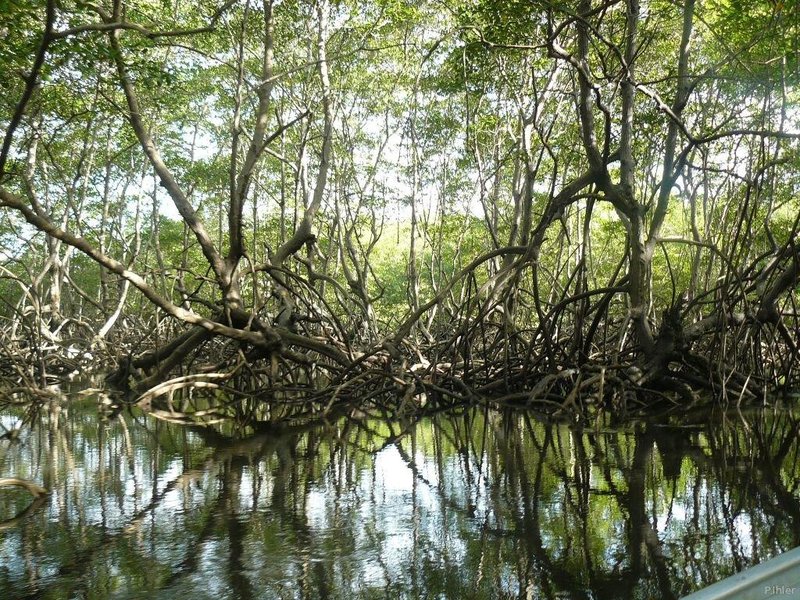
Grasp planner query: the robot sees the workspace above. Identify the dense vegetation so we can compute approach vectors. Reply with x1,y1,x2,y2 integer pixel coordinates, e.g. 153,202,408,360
0,0,798,418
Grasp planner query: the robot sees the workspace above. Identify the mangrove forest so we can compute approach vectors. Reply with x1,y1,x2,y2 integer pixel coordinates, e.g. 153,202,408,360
1,0,800,597
0,0,799,414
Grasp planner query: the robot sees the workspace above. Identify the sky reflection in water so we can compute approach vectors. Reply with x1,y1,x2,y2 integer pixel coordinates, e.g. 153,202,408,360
1,400,799,599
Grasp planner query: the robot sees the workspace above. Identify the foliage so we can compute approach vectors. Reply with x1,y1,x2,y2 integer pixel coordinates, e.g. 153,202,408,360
0,0,798,412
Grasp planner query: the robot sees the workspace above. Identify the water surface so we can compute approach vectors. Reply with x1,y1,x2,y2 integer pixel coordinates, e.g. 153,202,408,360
1,398,799,599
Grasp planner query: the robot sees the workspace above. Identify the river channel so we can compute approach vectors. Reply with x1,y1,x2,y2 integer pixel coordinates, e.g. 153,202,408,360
1,396,799,599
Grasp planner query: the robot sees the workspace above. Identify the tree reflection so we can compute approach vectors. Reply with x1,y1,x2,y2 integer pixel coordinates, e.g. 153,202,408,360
1,400,800,598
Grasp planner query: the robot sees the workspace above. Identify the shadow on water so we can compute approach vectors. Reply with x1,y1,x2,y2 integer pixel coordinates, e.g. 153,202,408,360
1,395,800,599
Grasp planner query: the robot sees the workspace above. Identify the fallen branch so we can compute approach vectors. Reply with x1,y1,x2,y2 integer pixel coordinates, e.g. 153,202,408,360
0,477,49,497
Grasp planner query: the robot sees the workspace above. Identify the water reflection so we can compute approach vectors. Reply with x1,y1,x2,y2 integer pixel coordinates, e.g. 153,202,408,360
1,399,799,599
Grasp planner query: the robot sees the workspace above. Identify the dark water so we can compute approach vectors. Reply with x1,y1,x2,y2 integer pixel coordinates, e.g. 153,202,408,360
1,397,799,599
